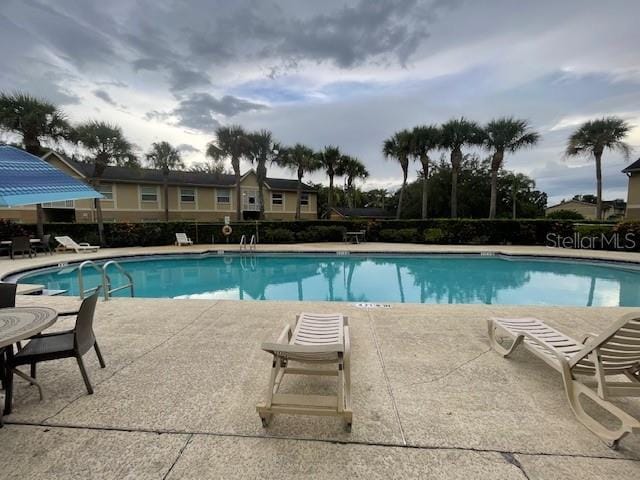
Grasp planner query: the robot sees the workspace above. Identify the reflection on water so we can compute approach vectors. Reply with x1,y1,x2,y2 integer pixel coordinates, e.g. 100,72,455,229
19,255,640,307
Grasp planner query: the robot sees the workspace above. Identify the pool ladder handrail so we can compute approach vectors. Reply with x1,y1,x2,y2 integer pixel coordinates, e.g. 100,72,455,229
77,260,134,300
77,260,108,300
239,234,257,253
103,260,135,299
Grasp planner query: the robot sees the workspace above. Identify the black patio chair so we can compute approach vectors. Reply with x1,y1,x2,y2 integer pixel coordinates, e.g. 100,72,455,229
11,236,35,259
0,283,18,392
33,234,53,256
6,290,106,408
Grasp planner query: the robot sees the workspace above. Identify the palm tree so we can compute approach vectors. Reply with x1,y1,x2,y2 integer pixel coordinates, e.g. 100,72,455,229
72,121,137,245
206,125,250,221
483,117,539,219
336,156,369,208
0,92,71,237
146,141,184,222
246,129,278,220
439,118,483,218
383,129,412,219
410,125,441,219
566,117,631,220
507,172,534,219
274,144,321,219
316,145,342,211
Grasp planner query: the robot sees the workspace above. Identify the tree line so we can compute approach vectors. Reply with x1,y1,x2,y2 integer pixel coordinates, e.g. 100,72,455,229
0,91,633,244
382,116,632,221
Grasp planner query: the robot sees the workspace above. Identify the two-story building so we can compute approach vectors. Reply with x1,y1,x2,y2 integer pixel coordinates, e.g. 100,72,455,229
0,151,318,223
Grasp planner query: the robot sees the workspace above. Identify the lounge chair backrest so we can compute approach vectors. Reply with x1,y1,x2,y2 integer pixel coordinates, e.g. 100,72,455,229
292,313,345,350
12,236,31,253
56,236,79,248
570,312,640,374
0,282,17,308
74,290,99,355
176,233,189,241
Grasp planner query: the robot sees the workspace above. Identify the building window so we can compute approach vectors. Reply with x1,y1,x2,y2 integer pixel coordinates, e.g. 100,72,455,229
141,186,158,202
300,192,309,206
272,192,283,205
217,188,230,204
180,188,196,203
97,184,113,201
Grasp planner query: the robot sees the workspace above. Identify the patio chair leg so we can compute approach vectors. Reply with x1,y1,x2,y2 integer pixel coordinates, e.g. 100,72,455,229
30,363,36,379
94,341,106,368
3,364,13,415
76,356,94,395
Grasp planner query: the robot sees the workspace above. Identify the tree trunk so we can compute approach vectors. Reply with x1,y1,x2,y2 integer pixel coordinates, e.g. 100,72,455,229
512,176,517,220
420,155,429,219
347,179,354,209
489,150,503,219
594,150,603,220
450,148,462,218
257,160,267,220
233,158,242,221
396,167,408,219
296,170,302,220
36,205,45,238
328,173,334,211
163,174,169,222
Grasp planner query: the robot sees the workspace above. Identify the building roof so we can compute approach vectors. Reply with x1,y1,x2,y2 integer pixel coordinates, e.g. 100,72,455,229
330,207,392,218
622,158,640,173
46,151,317,192
0,146,102,207
546,199,626,210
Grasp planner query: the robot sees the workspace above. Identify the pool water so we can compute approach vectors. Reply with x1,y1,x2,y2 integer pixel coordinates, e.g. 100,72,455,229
16,254,640,306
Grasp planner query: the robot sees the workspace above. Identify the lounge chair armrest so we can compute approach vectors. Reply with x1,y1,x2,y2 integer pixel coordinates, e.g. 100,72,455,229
275,324,292,344
261,342,344,355
79,242,90,246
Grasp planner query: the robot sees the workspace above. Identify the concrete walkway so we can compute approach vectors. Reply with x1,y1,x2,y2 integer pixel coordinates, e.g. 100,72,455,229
1,244,640,478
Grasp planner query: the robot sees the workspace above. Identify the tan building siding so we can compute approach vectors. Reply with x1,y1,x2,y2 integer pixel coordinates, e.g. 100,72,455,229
626,174,640,220
0,153,318,223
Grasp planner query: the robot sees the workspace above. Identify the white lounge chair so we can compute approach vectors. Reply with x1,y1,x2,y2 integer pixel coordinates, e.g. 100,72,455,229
488,315,640,448
55,236,100,253
257,313,352,431
175,233,193,246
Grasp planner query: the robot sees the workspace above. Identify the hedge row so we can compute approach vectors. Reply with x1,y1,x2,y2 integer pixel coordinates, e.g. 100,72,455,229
1,218,588,248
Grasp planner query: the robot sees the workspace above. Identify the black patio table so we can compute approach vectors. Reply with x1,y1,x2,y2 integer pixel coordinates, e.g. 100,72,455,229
0,307,58,424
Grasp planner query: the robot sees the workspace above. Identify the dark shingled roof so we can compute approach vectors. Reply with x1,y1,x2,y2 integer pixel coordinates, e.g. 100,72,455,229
622,158,640,173
63,157,316,192
331,207,392,218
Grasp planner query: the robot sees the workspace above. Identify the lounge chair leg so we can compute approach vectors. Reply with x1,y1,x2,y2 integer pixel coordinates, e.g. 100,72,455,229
487,320,524,357
260,413,272,428
76,356,93,395
560,367,639,446
94,341,106,368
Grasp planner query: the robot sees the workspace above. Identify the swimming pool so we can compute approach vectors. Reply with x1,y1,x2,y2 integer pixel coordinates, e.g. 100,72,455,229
13,253,640,306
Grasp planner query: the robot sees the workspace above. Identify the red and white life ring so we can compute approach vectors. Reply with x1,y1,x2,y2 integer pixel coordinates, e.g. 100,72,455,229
222,225,233,236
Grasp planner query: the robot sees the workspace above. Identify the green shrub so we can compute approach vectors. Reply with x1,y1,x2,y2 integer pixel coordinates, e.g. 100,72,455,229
379,228,418,243
295,225,347,242
263,228,296,243
546,209,585,220
423,228,445,243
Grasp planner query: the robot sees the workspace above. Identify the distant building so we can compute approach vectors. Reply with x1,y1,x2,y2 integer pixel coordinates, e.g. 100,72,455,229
622,158,640,219
545,199,626,220
0,151,318,223
326,207,393,220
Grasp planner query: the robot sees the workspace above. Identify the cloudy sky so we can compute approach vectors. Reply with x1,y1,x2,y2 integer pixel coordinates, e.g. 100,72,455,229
1,0,639,205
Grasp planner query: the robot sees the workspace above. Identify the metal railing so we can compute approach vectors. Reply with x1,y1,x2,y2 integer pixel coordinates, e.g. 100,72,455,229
240,234,257,254
77,260,134,300
103,260,135,298
78,260,108,300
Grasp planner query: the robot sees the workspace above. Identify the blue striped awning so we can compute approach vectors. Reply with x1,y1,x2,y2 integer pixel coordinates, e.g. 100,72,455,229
0,145,102,207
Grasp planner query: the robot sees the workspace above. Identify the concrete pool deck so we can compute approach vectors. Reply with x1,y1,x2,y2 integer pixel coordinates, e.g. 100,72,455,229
1,244,640,478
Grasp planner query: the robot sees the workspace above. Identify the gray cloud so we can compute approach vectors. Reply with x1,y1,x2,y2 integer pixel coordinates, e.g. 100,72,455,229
176,144,201,154
146,93,267,132
93,89,116,106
